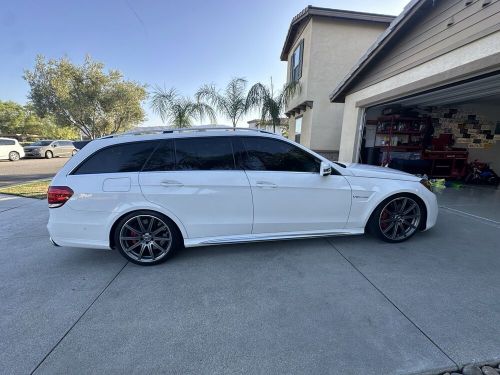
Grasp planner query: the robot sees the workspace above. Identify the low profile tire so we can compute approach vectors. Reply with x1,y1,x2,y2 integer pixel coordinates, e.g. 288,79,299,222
8,151,20,161
114,211,182,266
45,150,53,159
368,194,424,243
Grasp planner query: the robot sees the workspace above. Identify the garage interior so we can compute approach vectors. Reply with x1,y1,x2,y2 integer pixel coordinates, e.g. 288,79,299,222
359,72,500,221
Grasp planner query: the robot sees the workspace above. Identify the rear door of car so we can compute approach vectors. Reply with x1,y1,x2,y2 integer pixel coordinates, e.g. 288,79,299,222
0,139,8,158
139,136,253,239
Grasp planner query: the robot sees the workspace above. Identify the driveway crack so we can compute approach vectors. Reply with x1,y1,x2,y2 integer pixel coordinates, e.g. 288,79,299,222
30,261,129,374
326,238,459,370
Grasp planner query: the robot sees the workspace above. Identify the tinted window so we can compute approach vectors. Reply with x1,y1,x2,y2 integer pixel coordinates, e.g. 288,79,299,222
30,141,52,146
0,139,15,145
175,137,235,170
60,141,73,146
143,140,175,172
73,141,158,175
242,137,319,173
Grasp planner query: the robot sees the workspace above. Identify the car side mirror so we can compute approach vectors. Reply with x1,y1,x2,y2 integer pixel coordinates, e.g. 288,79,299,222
320,161,332,176
52,144,57,147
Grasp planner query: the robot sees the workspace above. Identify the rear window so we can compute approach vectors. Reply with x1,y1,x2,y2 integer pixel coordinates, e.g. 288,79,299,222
0,139,16,146
73,141,158,175
174,137,235,171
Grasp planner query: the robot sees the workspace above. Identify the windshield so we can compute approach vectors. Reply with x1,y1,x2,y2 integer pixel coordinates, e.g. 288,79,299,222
29,141,52,146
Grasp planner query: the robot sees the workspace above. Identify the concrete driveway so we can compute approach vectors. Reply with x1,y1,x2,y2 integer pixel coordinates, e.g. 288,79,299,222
0,158,68,187
1,191,499,375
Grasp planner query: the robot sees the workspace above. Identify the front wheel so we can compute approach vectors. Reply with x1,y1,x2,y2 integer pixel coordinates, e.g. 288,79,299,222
8,151,20,161
368,195,423,243
114,211,181,266
45,150,53,159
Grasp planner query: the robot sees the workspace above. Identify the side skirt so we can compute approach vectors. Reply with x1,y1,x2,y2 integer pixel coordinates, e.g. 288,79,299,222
183,229,365,248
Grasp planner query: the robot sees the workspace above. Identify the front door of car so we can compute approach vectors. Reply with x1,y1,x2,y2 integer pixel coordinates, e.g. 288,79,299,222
139,137,253,239
238,137,352,234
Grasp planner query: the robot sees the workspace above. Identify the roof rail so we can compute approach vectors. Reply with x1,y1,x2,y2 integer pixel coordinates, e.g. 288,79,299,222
100,126,277,139
162,127,275,134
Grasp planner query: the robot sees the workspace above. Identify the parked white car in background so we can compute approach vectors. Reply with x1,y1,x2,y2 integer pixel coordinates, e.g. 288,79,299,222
0,137,25,161
47,128,438,266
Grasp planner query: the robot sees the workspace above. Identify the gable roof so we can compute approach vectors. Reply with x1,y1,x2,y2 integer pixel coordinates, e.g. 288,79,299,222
280,6,395,61
329,0,427,102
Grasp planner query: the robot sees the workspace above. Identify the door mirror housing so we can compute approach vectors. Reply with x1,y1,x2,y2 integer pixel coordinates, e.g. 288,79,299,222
52,144,57,148
320,161,332,176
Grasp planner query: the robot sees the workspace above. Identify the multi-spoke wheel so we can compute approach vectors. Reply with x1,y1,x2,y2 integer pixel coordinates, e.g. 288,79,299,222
368,195,423,243
114,211,181,265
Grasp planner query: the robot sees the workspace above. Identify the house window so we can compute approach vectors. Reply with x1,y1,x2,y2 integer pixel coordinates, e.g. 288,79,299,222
290,40,303,82
295,116,302,143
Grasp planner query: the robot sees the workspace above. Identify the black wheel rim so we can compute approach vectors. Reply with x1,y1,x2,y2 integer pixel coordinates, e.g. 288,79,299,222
379,197,421,241
119,215,172,263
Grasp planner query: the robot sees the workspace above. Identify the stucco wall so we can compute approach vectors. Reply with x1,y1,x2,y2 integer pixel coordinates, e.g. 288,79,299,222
286,17,389,153
338,31,500,162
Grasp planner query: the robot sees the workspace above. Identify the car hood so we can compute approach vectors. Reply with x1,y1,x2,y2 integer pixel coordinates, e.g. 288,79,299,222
341,163,420,181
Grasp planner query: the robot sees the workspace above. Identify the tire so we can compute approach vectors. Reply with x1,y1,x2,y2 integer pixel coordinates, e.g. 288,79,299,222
114,210,182,266
72,149,77,156
367,194,424,243
45,150,53,159
8,151,20,161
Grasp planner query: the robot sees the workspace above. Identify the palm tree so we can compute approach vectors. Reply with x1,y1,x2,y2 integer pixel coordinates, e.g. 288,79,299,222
151,87,216,128
195,78,249,127
246,79,300,133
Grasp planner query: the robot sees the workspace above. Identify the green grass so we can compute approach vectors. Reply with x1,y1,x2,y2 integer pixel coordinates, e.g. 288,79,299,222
0,179,51,199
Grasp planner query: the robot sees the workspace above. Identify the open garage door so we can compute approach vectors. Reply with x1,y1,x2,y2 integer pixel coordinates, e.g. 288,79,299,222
358,72,500,222
360,72,500,182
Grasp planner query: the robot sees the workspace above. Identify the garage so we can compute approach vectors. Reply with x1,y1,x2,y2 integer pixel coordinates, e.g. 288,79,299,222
329,0,500,221
360,72,500,186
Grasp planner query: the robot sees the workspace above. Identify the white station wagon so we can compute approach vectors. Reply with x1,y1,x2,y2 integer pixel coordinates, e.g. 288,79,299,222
47,128,438,266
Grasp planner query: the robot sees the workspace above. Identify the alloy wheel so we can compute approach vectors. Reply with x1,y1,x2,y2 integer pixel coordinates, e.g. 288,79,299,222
9,152,20,161
379,197,421,241
119,215,172,263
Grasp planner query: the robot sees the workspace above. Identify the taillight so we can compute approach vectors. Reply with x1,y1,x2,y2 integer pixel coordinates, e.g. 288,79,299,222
47,186,74,208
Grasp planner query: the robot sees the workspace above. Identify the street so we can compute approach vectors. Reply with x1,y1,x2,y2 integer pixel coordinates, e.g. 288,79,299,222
1,190,499,375
0,158,68,187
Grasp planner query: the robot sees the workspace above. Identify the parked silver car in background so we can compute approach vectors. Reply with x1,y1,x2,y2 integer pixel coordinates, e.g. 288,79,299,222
24,140,77,159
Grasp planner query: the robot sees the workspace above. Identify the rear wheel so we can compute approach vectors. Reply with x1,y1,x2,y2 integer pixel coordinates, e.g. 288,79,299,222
368,195,423,243
8,151,20,161
45,150,53,159
114,211,181,266
72,149,77,156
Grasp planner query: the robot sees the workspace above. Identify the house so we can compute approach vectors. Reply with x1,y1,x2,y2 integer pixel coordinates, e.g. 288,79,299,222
330,0,500,176
281,6,395,160
247,118,288,135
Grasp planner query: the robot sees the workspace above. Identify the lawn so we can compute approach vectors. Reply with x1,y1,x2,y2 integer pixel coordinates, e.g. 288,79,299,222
0,180,51,199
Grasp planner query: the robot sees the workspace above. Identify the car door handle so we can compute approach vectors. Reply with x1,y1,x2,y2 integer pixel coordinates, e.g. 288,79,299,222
255,181,277,188
160,180,184,187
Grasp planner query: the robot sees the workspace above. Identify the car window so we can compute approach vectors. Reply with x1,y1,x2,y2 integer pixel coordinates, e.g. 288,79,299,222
60,141,72,146
30,141,52,146
73,141,158,175
241,137,320,173
142,140,175,172
0,139,15,146
175,137,235,170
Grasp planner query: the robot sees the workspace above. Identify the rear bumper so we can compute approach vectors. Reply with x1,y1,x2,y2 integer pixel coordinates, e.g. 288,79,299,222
47,207,112,250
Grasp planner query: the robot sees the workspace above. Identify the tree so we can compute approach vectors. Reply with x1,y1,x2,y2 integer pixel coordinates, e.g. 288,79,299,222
0,100,79,139
151,87,216,128
246,79,300,133
195,78,248,127
24,55,147,139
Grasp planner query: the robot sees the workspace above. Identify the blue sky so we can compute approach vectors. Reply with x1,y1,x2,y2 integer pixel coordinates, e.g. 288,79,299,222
0,0,408,126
